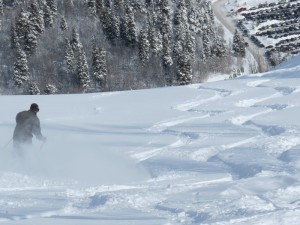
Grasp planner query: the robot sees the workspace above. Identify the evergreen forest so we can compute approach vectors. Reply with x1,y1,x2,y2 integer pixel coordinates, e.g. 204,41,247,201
0,0,236,94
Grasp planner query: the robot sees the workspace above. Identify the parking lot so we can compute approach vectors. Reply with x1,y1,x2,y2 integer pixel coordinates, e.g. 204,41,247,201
235,0,300,65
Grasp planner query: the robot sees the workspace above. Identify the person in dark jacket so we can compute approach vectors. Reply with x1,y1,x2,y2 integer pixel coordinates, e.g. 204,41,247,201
13,103,46,148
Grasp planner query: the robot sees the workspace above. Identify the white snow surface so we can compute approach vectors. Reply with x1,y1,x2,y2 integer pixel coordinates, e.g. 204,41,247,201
1,56,300,224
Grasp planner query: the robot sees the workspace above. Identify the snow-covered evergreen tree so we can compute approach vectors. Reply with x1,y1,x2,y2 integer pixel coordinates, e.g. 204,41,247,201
160,0,173,67
204,0,214,22
92,46,107,88
63,38,75,73
28,0,44,36
147,10,162,56
212,37,226,58
43,5,53,28
44,84,58,94
202,33,211,59
185,30,196,60
24,31,37,56
177,53,192,85
119,17,127,44
125,5,136,46
60,16,68,32
77,48,90,91
138,26,150,66
188,7,199,34
232,29,246,57
173,0,188,60
28,82,40,95
46,0,57,15
15,10,31,43
13,46,30,88
102,7,119,45
149,25,162,56
70,27,82,51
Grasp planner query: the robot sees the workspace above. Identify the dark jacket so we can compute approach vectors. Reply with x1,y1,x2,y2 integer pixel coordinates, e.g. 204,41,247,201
13,110,43,144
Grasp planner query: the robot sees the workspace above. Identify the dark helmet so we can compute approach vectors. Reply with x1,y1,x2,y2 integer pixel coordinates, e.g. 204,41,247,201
30,103,39,112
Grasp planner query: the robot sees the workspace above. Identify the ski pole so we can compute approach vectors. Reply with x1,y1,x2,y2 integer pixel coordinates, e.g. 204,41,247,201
2,138,12,151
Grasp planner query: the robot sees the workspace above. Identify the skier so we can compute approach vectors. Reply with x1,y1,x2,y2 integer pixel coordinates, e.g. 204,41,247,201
13,103,47,149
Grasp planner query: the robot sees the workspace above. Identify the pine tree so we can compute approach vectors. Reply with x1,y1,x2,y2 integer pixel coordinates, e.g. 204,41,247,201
44,84,58,94
63,38,75,72
28,0,44,36
43,4,54,28
24,31,37,55
160,0,173,67
92,46,107,88
60,16,68,32
173,0,188,60
15,10,31,43
28,82,40,95
77,48,90,91
232,29,245,57
213,37,226,58
177,53,192,85
119,17,127,45
232,30,240,55
102,7,119,45
13,46,30,88
205,0,214,22
138,26,150,66
185,30,195,60
125,5,136,46
109,11,120,43
70,27,82,51
147,10,162,56
188,8,199,34
149,25,162,56
202,33,211,59
46,0,57,15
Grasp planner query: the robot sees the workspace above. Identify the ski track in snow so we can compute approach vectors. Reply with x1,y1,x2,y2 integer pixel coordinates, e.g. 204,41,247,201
129,76,300,224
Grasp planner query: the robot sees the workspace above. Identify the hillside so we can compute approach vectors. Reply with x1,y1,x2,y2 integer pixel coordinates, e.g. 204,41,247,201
0,0,235,94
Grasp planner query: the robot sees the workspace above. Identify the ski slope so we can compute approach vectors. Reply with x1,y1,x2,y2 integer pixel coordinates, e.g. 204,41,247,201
1,55,300,224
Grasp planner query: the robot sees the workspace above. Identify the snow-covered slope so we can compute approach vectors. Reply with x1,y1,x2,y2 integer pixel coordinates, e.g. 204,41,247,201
0,55,300,225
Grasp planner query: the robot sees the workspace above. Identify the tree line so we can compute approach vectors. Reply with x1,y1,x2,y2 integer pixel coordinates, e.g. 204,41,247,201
0,0,239,94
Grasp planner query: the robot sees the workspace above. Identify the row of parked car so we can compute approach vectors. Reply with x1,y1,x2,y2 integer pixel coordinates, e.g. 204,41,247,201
256,24,300,37
235,0,300,59
258,19,299,31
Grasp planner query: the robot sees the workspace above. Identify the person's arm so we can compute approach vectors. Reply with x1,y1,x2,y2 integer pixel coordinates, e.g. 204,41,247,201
32,117,46,141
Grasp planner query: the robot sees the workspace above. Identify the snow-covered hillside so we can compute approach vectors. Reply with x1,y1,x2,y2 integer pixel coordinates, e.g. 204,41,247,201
0,54,300,224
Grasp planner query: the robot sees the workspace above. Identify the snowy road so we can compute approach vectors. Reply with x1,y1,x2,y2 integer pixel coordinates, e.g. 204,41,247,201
0,56,300,224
